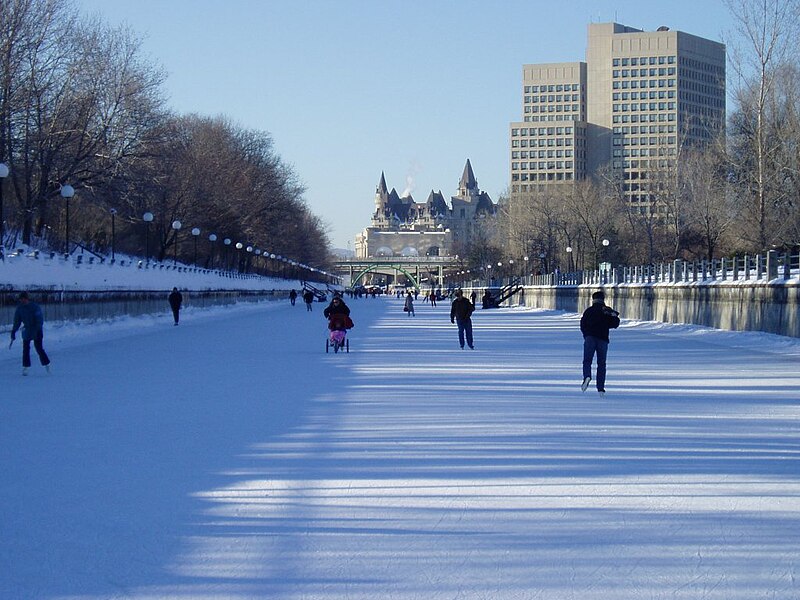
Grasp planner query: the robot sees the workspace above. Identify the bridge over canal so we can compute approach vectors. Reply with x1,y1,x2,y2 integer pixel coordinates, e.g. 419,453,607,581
333,256,461,289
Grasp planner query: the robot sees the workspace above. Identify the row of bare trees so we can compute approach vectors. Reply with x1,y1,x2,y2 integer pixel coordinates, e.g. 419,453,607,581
488,0,800,275
0,0,331,270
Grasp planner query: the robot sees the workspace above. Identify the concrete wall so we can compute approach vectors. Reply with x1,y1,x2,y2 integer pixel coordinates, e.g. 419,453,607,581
466,282,800,338
0,289,289,333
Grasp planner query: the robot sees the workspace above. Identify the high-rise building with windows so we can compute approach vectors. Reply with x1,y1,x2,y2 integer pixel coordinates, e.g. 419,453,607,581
510,22,725,211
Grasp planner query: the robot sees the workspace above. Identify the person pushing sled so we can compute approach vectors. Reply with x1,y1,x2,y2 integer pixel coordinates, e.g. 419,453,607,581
323,295,354,353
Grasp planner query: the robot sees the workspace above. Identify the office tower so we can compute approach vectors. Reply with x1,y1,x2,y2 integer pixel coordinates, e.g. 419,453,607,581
510,23,726,212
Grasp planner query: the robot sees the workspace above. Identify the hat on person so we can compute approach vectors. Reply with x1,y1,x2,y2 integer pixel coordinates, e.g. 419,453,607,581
455,289,463,296
591,291,604,301
18,291,29,300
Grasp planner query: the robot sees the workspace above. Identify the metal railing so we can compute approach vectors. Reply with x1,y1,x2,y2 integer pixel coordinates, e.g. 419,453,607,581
460,250,799,289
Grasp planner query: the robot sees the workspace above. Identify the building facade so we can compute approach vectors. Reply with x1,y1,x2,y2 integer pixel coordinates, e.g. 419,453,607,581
355,160,495,258
510,22,725,212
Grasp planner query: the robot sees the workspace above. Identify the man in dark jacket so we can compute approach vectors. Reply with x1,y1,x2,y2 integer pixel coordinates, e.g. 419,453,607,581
579,291,620,394
10,291,51,376
450,289,475,349
168,287,183,325
303,289,315,311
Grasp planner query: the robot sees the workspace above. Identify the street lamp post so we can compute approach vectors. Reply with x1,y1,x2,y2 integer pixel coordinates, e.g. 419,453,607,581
110,208,117,261
60,184,75,255
191,227,200,265
566,246,573,272
601,238,610,283
235,242,243,272
143,212,154,262
171,220,182,265
223,238,231,270
208,233,217,268
0,162,9,247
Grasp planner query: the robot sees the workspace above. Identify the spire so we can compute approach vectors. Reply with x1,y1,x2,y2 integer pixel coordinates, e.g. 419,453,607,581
459,159,477,191
377,172,388,195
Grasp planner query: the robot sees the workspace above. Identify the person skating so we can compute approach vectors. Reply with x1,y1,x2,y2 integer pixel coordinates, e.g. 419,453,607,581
579,291,620,395
303,289,315,311
168,287,183,325
10,291,51,376
404,291,415,317
450,289,475,349
289,289,298,306
323,294,351,319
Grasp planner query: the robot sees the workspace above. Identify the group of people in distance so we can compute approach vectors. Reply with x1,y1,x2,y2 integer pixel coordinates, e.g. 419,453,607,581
9,285,621,393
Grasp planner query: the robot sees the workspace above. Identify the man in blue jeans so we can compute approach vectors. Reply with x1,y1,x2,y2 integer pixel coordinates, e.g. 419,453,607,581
450,289,475,349
10,291,51,376
580,291,620,394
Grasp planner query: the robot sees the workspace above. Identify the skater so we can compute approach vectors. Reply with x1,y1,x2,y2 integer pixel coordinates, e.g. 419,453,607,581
289,289,298,306
429,291,437,307
10,291,51,375
323,294,351,320
450,289,475,349
323,295,353,353
404,291,415,316
168,287,183,325
303,289,315,311
580,291,620,395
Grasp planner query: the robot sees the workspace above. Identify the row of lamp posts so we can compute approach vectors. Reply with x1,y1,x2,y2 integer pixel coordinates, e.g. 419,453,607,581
0,172,328,280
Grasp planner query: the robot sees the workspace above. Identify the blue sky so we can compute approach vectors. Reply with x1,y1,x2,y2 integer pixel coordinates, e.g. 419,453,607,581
74,0,736,249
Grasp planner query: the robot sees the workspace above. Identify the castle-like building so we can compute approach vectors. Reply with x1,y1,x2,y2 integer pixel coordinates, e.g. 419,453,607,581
355,159,496,258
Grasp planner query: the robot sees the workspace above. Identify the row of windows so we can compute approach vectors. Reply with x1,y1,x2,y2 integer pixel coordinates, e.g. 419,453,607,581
512,172,577,183
613,67,676,78
680,91,724,107
512,148,580,159
613,136,677,146
679,67,724,86
525,94,581,103
527,104,581,113
614,124,677,134
524,84,581,93
511,126,578,136
613,56,675,66
613,102,677,112
613,113,676,123
524,115,581,122
613,147,677,157
512,150,576,163
614,90,675,100
613,159,676,169
613,79,676,89
679,56,723,75
512,160,576,171
512,138,575,148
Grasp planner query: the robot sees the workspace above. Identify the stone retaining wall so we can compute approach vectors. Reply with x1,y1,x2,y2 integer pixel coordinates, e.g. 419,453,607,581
466,282,800,338
0,289,289,332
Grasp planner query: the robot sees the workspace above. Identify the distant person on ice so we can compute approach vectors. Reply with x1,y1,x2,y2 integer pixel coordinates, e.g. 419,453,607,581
404,291,415,317
579,291,620,395
289,289,298,306
168,287,183,325
10,291,51,376
450,288,475,349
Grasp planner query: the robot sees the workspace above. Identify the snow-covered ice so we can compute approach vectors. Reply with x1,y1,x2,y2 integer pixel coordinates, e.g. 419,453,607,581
1,296,799,599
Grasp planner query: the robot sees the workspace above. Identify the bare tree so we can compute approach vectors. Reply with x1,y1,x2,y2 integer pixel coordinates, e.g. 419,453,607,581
725,0,800,249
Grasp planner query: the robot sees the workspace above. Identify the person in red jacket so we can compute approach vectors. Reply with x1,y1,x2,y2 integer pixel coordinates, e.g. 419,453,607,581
579,291,620,395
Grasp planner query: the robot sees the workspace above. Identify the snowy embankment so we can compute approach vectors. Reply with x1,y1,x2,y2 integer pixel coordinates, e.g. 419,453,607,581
0,249,312,291
1,297,799,600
